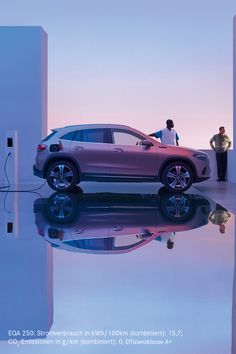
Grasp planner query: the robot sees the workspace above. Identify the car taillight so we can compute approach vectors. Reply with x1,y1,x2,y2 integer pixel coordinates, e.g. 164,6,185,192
37,144,47,152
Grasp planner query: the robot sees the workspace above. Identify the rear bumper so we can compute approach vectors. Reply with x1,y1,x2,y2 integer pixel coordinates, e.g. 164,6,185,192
33,164,44,178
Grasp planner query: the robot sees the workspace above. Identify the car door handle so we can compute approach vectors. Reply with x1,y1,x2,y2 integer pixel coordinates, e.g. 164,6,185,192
75,228,85,234
75,146,84,151
113,225,123,231
113,148,123,152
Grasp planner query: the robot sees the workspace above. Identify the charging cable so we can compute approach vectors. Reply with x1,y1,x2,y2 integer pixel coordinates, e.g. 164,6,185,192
0,152,47,192
0,153,11,189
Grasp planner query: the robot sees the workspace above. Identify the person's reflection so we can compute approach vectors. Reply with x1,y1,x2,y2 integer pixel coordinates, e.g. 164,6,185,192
208,204,231,234
155,232,175,249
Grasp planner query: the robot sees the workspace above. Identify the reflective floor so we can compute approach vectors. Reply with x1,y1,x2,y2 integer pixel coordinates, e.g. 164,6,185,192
0,183,235,354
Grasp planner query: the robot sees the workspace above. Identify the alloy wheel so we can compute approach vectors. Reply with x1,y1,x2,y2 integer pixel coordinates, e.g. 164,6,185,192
49,164,74,189
166,165,190,190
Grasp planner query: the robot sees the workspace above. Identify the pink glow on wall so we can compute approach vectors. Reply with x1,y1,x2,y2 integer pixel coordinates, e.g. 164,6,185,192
0,0,234,149
48,68,232,149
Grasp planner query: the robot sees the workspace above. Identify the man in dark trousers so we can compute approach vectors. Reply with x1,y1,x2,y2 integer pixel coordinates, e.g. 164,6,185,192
210,126,231,181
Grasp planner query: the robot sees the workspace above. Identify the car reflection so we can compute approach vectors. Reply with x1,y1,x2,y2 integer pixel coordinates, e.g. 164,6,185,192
34,191,212,254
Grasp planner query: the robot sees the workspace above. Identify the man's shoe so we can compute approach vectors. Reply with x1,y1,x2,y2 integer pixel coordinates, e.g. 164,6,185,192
217,178,222,181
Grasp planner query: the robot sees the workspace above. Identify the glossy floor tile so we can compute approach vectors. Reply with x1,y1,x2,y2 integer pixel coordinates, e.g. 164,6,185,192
0,183,235,354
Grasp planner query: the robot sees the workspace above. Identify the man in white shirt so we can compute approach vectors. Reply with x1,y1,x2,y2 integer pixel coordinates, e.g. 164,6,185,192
155,232,175,249
149,119,179,146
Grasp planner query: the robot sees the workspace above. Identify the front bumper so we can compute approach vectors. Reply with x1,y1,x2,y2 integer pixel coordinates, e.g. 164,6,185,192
194,176,210,183
194,161,211,182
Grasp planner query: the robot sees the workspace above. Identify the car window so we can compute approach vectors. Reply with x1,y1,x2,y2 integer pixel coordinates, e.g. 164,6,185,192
113,234,145,248
59,129,106,143
42,130,58,141
60,131,77,140
112,131,144,146
73,130,82,141
64,238,113,250
81,129,105,143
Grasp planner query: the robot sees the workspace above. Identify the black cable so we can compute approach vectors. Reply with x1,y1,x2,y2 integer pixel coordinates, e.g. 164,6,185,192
0,152,47,193
0,181,47,193
0,152,11,189
3,191,11,214
3,188,46,215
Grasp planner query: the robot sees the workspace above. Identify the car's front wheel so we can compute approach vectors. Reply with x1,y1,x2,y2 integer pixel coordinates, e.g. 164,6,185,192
162,162,193,192
160,193,194,222
46,160,79,191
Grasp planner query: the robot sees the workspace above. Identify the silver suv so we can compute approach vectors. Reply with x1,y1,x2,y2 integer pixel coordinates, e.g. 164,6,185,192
33,124,210,192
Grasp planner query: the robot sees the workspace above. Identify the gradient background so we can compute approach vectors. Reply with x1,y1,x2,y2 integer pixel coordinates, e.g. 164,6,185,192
0,0,235,148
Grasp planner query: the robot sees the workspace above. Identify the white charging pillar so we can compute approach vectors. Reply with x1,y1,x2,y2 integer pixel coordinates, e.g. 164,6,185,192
232,218,236,353
229,16,236,182
4,130,18,187
3,192,19,239
0,27,47,185
0,193,53,338
231,16,236,354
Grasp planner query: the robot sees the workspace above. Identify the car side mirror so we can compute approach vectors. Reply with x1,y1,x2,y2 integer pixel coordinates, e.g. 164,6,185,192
141,139,154,147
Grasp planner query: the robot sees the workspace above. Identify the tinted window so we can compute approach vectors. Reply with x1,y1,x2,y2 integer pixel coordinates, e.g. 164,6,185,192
82,129,105,143
74,130,82,141
113,131,144,146
64,238,113,250
114,234,145,248
42,130,58,142
60,131,76,140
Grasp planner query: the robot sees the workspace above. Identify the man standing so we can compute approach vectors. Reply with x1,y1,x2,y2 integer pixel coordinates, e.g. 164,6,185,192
208,204,231,234
149,119,179,146
210,126,231,181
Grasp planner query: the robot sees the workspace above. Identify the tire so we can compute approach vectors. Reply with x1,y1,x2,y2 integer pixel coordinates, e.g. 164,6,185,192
46,192,80,225
160,193,194,223
162,162,193,192
46,160,79,191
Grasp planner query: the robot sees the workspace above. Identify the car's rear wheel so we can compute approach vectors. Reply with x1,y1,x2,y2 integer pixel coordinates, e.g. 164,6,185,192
46,160,79,191
162,162,193,192
46,192,80,224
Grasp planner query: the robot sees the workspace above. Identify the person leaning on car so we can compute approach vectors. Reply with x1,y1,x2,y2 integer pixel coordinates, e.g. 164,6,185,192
149,119,179,146
209,126,231,182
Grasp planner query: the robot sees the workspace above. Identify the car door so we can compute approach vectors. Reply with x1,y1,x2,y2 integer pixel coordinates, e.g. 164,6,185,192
70,128,112,175
108,128,159,177
69,206,110,240
109,205,158,238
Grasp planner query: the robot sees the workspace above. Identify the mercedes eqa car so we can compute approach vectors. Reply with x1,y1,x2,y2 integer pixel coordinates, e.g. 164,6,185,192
34,191,211,254
33,124,210,192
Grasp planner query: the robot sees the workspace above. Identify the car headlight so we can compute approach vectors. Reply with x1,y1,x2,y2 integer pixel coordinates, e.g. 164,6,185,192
193,153,208,161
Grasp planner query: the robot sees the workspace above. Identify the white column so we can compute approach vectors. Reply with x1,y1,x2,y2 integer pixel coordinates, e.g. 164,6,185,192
0,27,47,184
0,192,53,338
232,217,236,353
228,16,236,182
4,130,18,187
